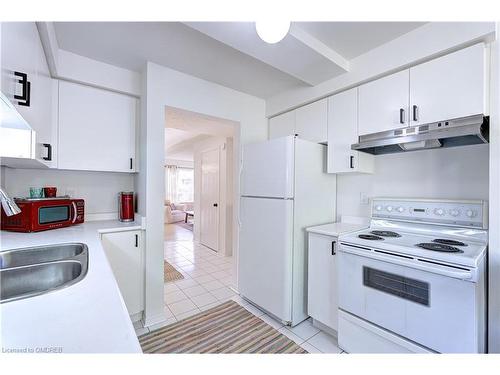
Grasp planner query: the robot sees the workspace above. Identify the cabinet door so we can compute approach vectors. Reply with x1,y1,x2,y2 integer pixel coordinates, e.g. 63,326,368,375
269,111,295,139
409,43,486,126
1,22,56,167
307,233,338,331
328,88,374,174
101,230,144,316
295,98,328,143
358,70,410,136
58,81,137,172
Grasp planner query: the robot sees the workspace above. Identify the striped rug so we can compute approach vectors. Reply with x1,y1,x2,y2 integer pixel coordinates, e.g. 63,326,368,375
164,261,184,283
139,300,307,354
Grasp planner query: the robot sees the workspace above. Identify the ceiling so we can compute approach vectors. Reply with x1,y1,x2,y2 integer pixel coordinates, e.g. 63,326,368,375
53,21,426,99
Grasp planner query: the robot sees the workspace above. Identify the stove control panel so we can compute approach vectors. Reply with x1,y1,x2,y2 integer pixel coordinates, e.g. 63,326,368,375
371,198,488,229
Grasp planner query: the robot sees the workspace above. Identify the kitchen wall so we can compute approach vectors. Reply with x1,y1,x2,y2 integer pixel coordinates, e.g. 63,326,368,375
1,167,134,220
336,144,489,219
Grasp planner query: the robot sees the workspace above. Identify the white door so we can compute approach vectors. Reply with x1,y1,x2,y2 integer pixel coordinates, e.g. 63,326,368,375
58,81,137,172
409,43,485,126
269,111,295,139
101,230,144,316
307,233,339,330
200,148,220,251
295,98,328,143
238,197,294,322
241,136,295,199
358,69,410,136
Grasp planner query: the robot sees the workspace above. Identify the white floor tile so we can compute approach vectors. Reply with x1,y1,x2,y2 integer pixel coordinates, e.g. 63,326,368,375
148,317,177,331
211,270,231,280
306,332,341,353
203,280,225,291
183,285,208,298
190,292,219,308
135,327,149,336
199,301,223,311
168,299,198,315
260,314,285,330
164,283,180,294
210,286,236,301
175,308,201,321
192,274,216,284
165,289,188,304
278,326,305,345
285,319,320,341
164,306,174,319
175,278,199,289
242,302,265,317
230,295,249,306
300,342,322,353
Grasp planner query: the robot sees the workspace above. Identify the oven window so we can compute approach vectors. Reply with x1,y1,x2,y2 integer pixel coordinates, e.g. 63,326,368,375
363,266,429,306
38,206,70,224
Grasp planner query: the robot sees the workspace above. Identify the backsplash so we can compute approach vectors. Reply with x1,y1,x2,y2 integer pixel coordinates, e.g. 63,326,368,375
336,144,489,219
1,167,135,219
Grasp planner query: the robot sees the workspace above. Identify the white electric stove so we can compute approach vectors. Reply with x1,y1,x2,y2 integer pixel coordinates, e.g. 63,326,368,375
337,198,488,354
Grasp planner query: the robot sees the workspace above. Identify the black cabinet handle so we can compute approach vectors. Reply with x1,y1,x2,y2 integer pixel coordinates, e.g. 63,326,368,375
130,158,133,170
135,234,138,247
42,144,52,161
399,108,405,124
331,241,336,255
412,105,419,122
14,71,31,107
213,203,218,207
350,155,354,169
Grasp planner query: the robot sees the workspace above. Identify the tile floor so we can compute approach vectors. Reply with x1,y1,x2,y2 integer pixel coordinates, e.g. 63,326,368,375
134,223,342,353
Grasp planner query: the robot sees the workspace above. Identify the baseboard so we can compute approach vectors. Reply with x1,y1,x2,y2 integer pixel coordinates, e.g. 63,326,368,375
312,318,338,338
143,311,167,328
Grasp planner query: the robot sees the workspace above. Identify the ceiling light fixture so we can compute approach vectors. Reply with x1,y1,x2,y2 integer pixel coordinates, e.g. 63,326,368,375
255,21,291,44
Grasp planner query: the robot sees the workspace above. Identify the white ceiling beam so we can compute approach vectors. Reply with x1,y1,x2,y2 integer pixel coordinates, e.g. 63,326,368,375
36,22,60,76
289,25,350,73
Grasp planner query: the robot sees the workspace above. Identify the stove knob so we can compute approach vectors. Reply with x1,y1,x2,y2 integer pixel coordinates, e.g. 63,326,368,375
386,206,393,212
449,209,460,217
397,206,405,213
434,208,445,216
466,209,476,218
375,205,383,211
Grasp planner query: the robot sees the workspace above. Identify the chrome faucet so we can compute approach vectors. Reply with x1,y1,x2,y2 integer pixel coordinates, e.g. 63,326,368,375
0,187,21,216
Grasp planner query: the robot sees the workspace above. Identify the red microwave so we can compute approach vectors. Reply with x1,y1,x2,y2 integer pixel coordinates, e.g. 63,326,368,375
1,198,84,232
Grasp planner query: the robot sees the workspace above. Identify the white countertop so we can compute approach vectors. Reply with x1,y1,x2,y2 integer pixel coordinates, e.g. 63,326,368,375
306,222,368,237
0,220,143,353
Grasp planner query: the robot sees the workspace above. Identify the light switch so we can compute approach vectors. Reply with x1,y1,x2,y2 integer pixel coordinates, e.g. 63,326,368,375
360,193,370,205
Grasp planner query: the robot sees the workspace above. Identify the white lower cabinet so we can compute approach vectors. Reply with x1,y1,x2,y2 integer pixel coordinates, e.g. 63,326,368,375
307,232,338,331
101,229,144,317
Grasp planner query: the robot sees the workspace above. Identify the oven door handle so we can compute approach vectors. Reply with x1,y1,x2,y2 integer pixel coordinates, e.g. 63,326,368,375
339,243,475,281
71,201,78,223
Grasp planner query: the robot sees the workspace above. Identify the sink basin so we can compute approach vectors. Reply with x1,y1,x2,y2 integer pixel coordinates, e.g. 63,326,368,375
0,243,88,303
0,243,86,269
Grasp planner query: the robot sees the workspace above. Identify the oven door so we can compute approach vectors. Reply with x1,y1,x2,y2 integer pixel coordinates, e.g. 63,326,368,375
338,243,484,353
32,200,76,231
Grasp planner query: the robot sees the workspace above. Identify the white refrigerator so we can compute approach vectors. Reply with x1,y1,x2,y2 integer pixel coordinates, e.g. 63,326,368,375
238,135,336,326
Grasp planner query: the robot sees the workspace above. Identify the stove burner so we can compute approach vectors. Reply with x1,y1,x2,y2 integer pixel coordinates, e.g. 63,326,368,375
416,243,463,253
433,239,467,247
370,230,401,238
359,234,384,241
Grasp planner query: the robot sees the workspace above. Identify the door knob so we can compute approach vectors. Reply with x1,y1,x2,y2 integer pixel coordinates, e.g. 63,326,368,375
213,203,218,207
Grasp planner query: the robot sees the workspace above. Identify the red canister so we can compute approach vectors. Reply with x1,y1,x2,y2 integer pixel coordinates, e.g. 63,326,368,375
119,192,135,222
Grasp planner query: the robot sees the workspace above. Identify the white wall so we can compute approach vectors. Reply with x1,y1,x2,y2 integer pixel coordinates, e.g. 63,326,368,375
139,61,266,327
336,144,489,220
1,167,134,220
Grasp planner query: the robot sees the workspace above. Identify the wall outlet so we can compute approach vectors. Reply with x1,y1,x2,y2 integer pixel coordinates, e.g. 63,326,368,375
360,193,370,205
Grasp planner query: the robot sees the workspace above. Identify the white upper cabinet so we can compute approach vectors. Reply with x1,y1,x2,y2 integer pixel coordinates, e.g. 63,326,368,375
295,98,328,143
328,88,374,174
409,43,486,125
269,111,295,139
58,81,138,172
1,22,56,167
358,70,410,136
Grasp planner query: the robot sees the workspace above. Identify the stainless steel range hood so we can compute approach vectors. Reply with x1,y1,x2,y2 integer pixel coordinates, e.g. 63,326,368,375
352,114,489,155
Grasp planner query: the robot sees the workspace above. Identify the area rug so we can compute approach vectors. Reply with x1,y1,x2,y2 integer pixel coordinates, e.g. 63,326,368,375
164,261,184,283
138,300,307,354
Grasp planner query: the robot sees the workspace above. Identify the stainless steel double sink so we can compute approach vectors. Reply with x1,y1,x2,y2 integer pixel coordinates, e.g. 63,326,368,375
0,243,89,303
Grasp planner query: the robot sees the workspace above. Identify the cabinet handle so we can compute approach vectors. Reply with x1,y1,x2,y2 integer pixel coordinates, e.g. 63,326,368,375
135,234,139,247
331,241,336,255
14,71,31,107
42,144,52,161
130,158,133,170
350,155,354,169
412,105,419,122
399,108,405,124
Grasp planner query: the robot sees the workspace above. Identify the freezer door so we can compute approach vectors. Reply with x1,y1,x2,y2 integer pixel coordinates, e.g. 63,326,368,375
241,136,294,198
238,196,294,322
